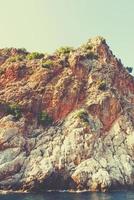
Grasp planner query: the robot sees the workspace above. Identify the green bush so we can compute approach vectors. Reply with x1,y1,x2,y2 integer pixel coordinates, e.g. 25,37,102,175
77,110,89,123
18,48,27,53
7,104,22,120
126,67,133,73
87,36,106,45
0,68,5,76
38,111,53,126
8,55,25,62
86,52,98,60
98,81,107,91
0,48,12,56
56,46,74,56
42,60,53,69
84,44,93,51
26,52,44,60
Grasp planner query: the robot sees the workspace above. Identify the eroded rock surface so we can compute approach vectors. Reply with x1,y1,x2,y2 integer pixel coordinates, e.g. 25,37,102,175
0,36,134,191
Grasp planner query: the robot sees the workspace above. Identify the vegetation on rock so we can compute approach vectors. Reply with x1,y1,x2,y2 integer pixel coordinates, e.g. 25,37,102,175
77,110,89,123
56,46,74,56
7,104,22,120
18,48,27,53
98,81,107,91
26,52,44,60
38,111,53,126
126,67,133,73
42,60,53,69
0,68,5,75
86,52,98,60
8,55,25,62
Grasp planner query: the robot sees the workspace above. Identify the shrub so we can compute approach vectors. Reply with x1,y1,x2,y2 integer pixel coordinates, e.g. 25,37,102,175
7,104,22,120
38,111,53,126
88,36,106,45
18,48,27,53
0,68,5,76
86,52,98,60
126,67,133,73
8,55,25,62
26,52,44,60
84,44,93,51
56,46,74,56
77,110,89,123
42,60,53,69
98,81,107,91
0,48,12,56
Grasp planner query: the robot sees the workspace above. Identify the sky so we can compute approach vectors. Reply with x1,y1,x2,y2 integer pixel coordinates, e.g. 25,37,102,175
0,0,134,68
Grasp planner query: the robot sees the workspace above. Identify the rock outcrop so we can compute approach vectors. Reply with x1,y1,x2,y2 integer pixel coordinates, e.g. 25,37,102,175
0,36,134,192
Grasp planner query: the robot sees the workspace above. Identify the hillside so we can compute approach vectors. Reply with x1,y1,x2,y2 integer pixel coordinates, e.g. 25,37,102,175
0,36,134,192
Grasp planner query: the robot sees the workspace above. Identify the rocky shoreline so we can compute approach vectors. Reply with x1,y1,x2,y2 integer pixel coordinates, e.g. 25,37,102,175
0,187,134,194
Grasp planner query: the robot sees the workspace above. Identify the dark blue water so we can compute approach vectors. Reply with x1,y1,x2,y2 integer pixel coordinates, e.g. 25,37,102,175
0,191,134,200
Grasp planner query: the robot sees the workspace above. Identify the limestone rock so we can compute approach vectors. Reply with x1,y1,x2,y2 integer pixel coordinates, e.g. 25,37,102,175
0,37,133,191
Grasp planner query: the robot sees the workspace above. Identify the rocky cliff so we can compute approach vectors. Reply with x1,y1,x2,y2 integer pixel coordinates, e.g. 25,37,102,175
0,36,134,192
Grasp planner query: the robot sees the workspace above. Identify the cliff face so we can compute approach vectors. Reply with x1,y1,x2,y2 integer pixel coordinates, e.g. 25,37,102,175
0,37,134,192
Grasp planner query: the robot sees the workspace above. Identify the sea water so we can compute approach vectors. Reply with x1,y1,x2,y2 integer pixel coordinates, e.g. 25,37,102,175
0,191,134,200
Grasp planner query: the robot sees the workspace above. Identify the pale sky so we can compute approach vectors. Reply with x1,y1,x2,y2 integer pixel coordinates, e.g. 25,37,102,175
0,0,134,68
